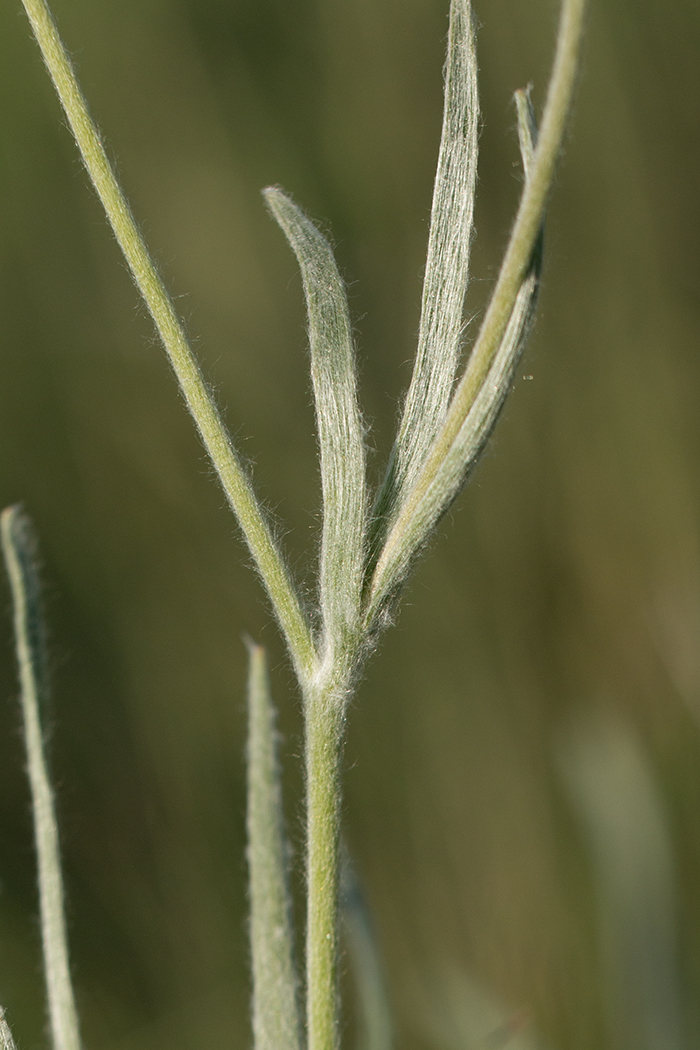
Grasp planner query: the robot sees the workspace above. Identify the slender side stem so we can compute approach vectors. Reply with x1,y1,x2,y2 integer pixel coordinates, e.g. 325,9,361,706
1,507,81,1050
19,0,316,684
305,694,345,1050
367,0,587,616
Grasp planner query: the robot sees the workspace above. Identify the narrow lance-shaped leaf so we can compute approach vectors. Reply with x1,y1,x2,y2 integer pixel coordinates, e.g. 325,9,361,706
367,267,540,626
365,96,542,627
264,188,366,661
19,0,317,687
0,1009,18,1050
1,507,82,1050
370,0,478,551
419,91,542,515
365,0,587,628
419,90,542,512
246,642,302,1050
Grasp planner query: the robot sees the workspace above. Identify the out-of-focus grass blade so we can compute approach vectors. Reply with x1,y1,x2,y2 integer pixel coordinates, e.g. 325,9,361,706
264,188,366,660
420,967,546,1050
0,506,82,1050
371,0,478,550
246,641,302,1050
559,712,684,1050
341,851,393,1050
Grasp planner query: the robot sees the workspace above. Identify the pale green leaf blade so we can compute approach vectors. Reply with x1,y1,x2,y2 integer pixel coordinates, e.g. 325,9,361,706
365,0,588,629
365,269,539,629
365,93,543,629
1,507,82,1050
246,642,302,1050
264,188,366,656
371,0,478,544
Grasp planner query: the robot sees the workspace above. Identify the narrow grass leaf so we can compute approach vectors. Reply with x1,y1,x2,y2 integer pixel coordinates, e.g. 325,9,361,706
370,0,478,549
0,1009,18,1050
367,260,540,624
365,98,542,628
246,642,302,1050
264,188,366,658
365,0,586,628
18,0,317,686
399,89,542,542
429,90,542,487
1,507,82,1050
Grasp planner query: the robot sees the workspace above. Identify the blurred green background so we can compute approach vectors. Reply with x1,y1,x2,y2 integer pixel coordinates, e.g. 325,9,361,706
0,1,699,1048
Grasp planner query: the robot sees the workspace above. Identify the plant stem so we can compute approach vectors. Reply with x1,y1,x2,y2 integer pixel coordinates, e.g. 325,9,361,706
305,692,345,1050
1,507,81,1050
19,0,317,685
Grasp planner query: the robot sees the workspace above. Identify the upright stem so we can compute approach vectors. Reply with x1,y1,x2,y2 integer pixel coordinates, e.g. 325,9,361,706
305,694,345,1050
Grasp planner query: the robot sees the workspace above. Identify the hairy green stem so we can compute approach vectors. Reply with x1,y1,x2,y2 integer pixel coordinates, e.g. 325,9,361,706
304,692,345,1050
1,507,81,1050
367,0,587,616
19,0,317,685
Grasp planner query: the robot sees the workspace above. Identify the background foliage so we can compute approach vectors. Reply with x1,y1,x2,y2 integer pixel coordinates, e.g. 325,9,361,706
0,1,699,1048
